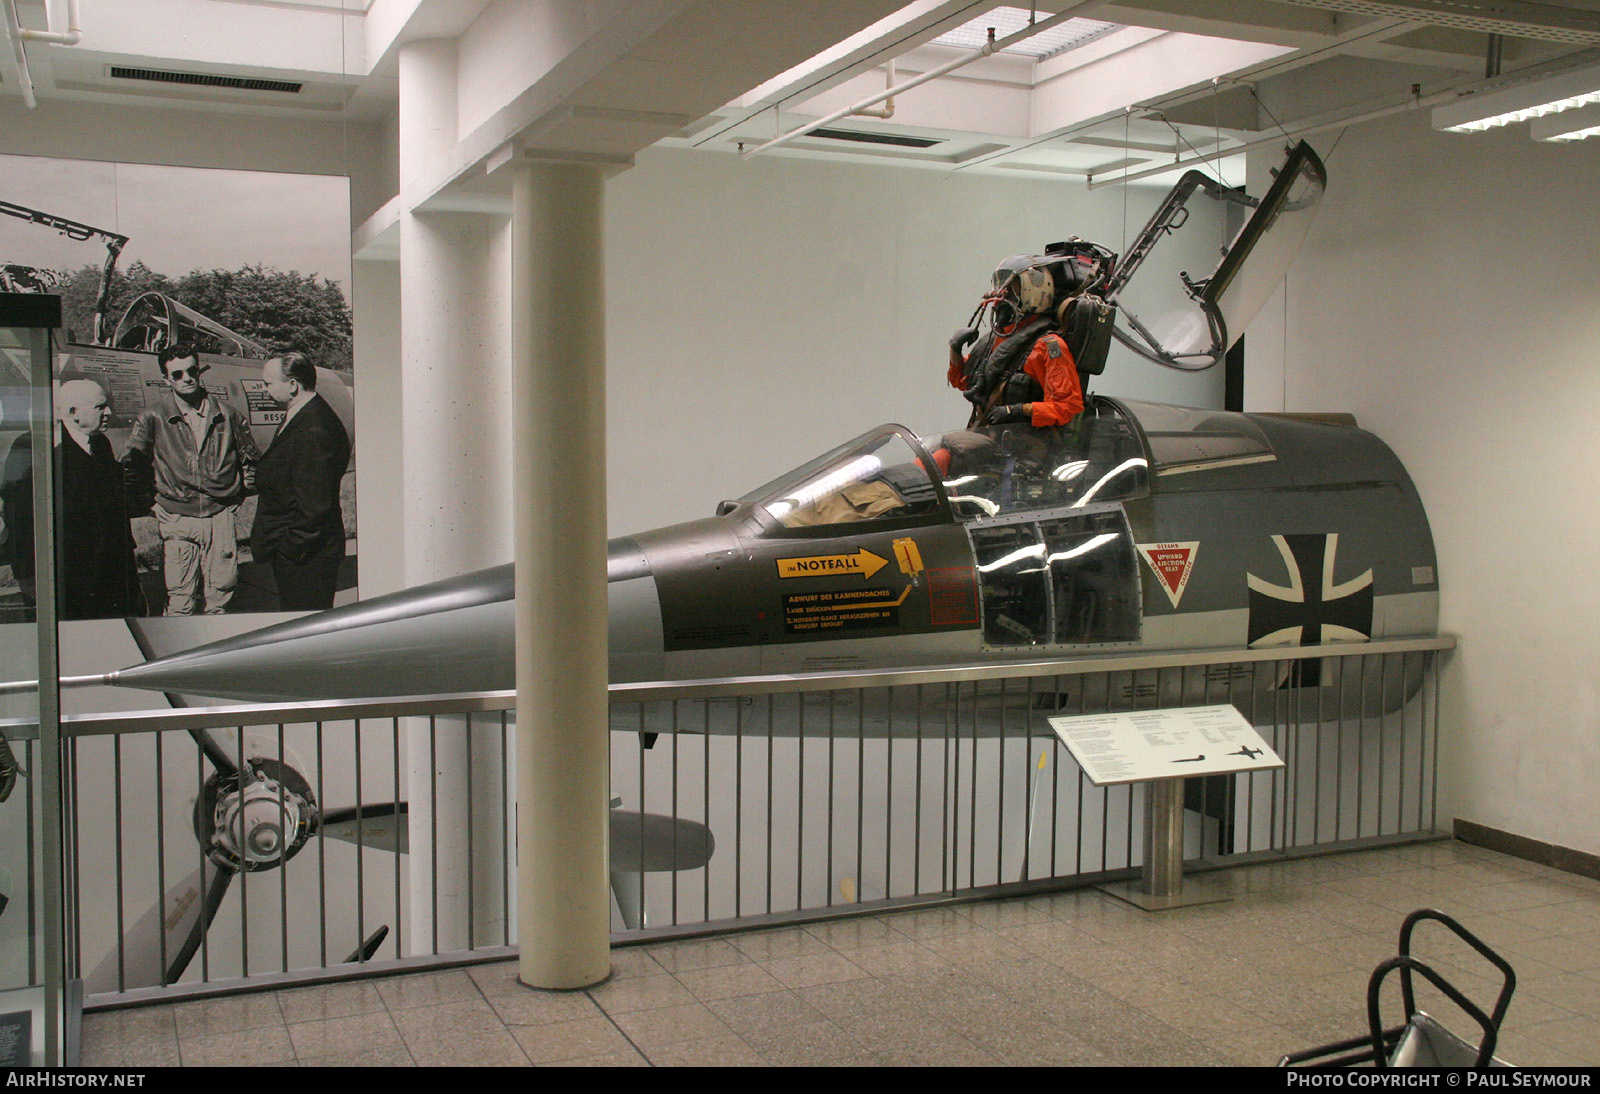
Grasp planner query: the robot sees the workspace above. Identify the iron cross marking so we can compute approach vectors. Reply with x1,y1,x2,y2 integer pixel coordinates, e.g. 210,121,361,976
1246,533,1373,647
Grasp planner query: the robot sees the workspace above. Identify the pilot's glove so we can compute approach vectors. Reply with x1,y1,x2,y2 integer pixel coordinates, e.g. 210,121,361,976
988,403,1032,425
948,327,979,353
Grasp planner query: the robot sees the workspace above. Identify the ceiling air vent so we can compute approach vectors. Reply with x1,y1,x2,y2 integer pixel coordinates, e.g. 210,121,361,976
810,128,942,148
109,67,303,94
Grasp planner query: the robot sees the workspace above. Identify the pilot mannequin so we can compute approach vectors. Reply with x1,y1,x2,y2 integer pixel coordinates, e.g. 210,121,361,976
936,256,1085,479
948,256,1083,431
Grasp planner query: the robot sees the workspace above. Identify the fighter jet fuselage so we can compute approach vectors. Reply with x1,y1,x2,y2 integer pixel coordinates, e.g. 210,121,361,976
112,395,1438,715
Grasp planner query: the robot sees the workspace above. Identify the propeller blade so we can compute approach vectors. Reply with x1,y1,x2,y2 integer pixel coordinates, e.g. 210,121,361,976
163,865,234,986
125,619,239,777
609,810,714,873
344,924,389,964
83,864,231,994
318,802,408,854
610,872,645,930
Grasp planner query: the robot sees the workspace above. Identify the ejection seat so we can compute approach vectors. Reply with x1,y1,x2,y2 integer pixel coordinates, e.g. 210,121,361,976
1280,908,1517,1068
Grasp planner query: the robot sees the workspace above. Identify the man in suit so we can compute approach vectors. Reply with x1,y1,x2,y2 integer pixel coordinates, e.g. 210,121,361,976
253,353,351,611
56,378,144,619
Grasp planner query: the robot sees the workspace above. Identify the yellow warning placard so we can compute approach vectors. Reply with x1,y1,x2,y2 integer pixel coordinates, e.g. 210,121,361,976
776,548,888,581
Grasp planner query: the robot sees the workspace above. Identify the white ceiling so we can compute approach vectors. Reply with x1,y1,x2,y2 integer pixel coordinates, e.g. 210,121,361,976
4,0,1599,190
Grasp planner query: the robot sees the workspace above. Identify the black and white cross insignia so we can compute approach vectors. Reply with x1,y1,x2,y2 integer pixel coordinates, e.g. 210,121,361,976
1246,534,1373,647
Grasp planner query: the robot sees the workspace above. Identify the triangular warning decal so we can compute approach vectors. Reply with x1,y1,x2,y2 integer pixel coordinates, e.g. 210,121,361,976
1137,542,1199,608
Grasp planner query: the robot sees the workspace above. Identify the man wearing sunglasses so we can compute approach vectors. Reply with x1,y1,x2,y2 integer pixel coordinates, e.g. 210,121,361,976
123,342,260,615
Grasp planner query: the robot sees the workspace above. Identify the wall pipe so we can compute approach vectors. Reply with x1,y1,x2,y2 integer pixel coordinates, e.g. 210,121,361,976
741,0,1111,158
15,0,79,45
1,0,38,108
851,59,897,120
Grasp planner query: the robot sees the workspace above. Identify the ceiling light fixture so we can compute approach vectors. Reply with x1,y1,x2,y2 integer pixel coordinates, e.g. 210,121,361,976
1432,61,1600,132
1530,100,1600,141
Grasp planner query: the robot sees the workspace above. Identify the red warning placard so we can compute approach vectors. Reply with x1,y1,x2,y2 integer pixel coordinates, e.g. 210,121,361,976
1137,542,1199,608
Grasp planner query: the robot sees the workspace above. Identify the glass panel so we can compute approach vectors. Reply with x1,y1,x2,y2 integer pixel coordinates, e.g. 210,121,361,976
1110,142,1327,371
1119,399,1274,473
0,318,63,1065
935,397,1149,519
971,524,1050,646
751,428,942,533
1206,143,1328,349
1041,512,1140,644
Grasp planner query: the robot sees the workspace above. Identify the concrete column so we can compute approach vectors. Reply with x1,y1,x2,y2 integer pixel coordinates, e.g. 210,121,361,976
511,163,611,989
396,40,513,953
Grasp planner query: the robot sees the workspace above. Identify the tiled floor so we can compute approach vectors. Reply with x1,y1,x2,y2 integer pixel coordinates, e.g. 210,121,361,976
80,840,1600,1067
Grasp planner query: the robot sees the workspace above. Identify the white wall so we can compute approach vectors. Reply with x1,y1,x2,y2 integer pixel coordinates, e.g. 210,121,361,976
603,146,1225,535
1255,110,1600,857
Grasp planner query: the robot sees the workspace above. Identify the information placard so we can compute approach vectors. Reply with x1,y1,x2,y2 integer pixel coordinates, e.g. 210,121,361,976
1047,704,1282,786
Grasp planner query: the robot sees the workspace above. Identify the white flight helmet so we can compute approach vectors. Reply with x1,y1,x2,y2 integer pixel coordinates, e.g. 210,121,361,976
990,255,1054,316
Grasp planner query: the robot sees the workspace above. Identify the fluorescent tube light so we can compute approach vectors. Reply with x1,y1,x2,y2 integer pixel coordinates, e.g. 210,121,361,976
1432,62,1600,133
1531,101,1600,141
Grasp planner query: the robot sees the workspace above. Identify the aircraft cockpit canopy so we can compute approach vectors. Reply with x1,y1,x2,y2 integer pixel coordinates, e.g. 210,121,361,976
742,425,947,534
1118,400,1276,476
939,396,1150,520
1110,141,1326,372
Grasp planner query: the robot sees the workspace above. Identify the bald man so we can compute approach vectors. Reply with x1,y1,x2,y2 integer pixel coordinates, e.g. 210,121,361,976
57,379,143,619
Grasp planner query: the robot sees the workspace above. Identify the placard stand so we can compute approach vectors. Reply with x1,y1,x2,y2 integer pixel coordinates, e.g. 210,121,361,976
1047,704,1284,912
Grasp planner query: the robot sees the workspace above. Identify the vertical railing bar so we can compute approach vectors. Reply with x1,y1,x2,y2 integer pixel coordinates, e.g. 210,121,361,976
237,726,249,980
355,717,366,962
967,680,978,892
277,723,288,974
1099,675,1112,873
630,703,643,927
940,683,950,894
495,712,505,947
1286,652,1299,850
1045,676,1059,880
26,739,37,985
875,686,885,901
733,699,744,922
914,683,924,896
1022,675,1034,882
996,678,1007,887
397,717,406,957
1377,654,1389,837
1046,675,1059,880
765,694,774,916
703,700,711,926
826,690,835,910
429,715,439,955
732,699,744,922
671,701,680,926
1357,654,1369,838
1270,663,1283,852
1336,654,1348,842
1429,653,1441,833
1075,673,1087,877
112,734,125,992
1243,663,1256,854
1311,658,1322,847
1417,651,1429,832
466,713,476,951
796,695,805,913
154,731,167,987
316,721,327,968
68,739,82,981
197,739,210,983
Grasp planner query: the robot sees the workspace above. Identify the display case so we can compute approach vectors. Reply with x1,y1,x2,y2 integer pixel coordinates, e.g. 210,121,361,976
0,292,74,1066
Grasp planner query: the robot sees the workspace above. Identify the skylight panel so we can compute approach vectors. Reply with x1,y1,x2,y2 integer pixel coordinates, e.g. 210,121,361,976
930,7,1121,59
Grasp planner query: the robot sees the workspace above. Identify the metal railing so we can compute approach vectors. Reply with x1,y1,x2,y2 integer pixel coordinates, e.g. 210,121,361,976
61,635,1454,1007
